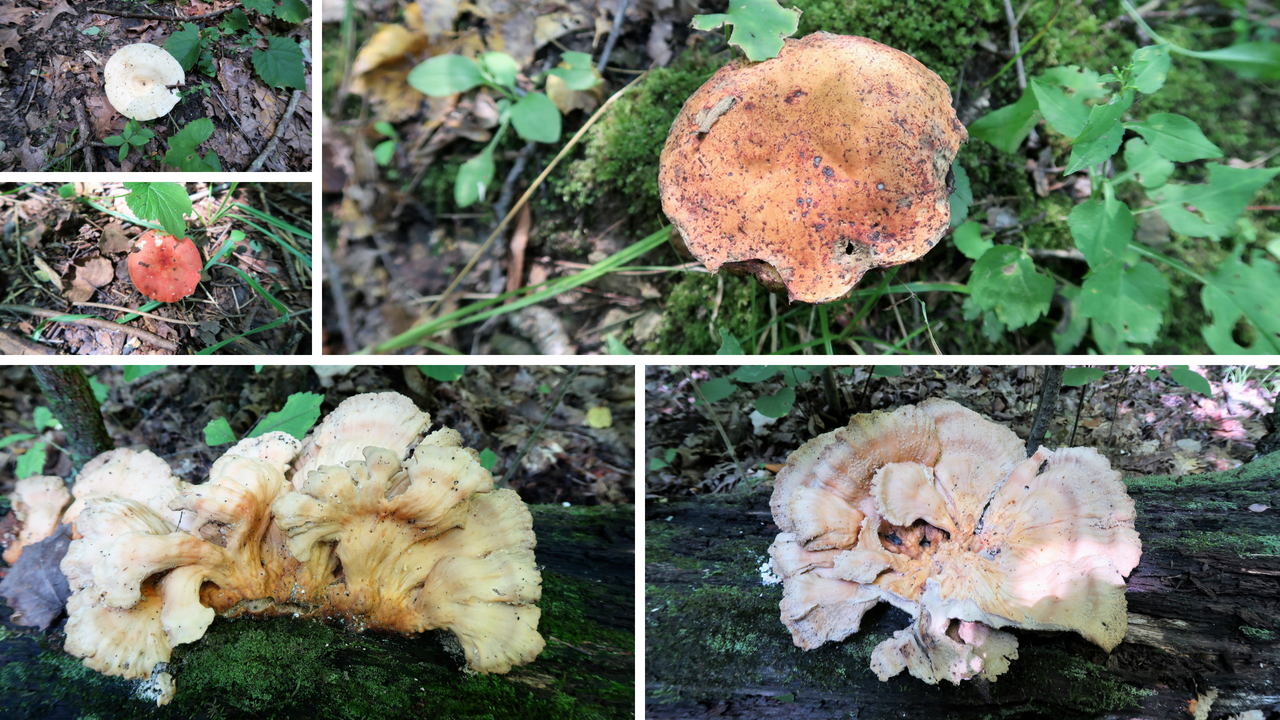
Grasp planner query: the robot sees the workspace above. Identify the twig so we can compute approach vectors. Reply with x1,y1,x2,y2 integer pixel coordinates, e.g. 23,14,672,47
1069,383,1092,447
40,137,91,170
0,304,179,351
489,142,536,294
73,105,94,172
214,88,261,157
88,6,235,20
322,241,357,354
1026,365,1065,456
72,302,203,326
597,0,630,73
683,366,749,489
246,89,303,172
1106,366,1132,459
1002,0,1027,89
499,366,582,489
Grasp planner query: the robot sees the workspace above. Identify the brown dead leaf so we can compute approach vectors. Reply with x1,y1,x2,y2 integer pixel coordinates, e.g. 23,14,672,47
86,94,122,137
65,257,113,303
406,0,458,42
125,18,160,34
98,221,133,254
0,3,36,23
0,27,19,61
545,73,600,115
534,10,589,49
29,0,76,34
506,203,530,295
357,66,424,123
351,24,429,77
0,523,71,629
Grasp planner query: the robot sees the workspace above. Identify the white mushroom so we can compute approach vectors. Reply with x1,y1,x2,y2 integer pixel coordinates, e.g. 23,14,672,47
104,44,185,121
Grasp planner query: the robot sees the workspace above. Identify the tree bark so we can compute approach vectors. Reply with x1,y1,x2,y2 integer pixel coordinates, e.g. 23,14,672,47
646,453,1280,720
30,366,114,470
1026,365,1065,456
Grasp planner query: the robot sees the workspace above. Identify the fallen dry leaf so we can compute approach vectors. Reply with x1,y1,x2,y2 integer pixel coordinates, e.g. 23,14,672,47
0,523,72,629
0,3,36,23
18,136,45,171
29,0,76,34
0,27,20,60
65,256,114,303
125,18,160,34
98,221,133,254
406,0,458,42
351,24,429,77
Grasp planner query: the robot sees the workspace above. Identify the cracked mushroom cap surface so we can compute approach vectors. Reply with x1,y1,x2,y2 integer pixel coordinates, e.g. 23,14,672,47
104,43,185,121
128,230,202,303
768,398,1141,685
659,32,967,304
3,476,71,564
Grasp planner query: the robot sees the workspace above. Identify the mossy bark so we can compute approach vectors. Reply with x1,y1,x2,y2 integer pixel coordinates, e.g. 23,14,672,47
0,503,634,720
646,453,1280,719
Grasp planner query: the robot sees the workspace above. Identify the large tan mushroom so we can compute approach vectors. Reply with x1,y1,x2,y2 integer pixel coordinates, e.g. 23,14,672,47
768,398,1142,684
104,44,185,121
659,33,967,304
2,476,71,564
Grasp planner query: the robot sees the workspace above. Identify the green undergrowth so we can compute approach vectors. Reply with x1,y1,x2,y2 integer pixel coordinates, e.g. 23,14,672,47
1126,450,1280,493
648,272,762,354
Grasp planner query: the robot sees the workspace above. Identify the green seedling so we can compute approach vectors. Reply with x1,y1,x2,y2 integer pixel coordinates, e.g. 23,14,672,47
103,119,155,163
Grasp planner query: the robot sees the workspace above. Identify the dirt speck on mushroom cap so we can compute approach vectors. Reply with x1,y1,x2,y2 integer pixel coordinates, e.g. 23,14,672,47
658,32,967,304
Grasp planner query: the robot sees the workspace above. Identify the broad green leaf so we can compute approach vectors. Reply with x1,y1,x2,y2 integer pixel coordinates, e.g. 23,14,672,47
374,139,396,166
952,220,992,260
241,0,275,15
730,366,779,382
605,335,633,354
103,136,125,147
124,183,191,239
1150,164,1280,240
1053,284,1088,354
252,35,306,89
220,9,251,33
967,245,1053,330
872,366,903,377
59,184,75,198
1200,251,1280,353
1169,366,1211,395
1090,318,1126,355
1130,44,1171,94
967,90,1039,154
1175,41,1280,81
32,406,58,433
88,376,108,404
163,118,219,171
948,163,971,227
1068,186,1133,267
780,368,811,386
1124,113,1222,162
1116,138,1173,188
1029,78,1088,138
274,0,308,23
1063,91,1134,174
690,0,801,62
15,441,46,479
1062,367,1107,386
204,417,237,446
408,54,484,96
374,121,397,139
716,328,743,355
1038,65,1109,99
546,51,601,90
695,377,736,404
478,448,498,471
509,91,561,143
1080,260,1168,344
480,51,519,88
164,22,202,71
419,365,465,381
248,392,323,440
0,433,35,450
754,387,795,418
454,147,495,208
1145,368,1160,380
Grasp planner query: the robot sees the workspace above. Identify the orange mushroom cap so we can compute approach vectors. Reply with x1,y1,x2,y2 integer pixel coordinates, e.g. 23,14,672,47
128,230,201,303
659,33,968,304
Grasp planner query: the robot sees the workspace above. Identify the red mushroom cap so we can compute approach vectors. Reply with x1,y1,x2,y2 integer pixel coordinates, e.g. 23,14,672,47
128,230,202,302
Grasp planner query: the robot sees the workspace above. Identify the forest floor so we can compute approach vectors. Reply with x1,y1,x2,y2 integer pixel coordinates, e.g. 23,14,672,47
646,364,1278,497
321,0,1280,355
0,182,312,355
0,0,311,172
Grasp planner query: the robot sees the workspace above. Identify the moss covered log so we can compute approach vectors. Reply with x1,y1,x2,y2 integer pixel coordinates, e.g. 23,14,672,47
646,454,1280,719
1,503,635,720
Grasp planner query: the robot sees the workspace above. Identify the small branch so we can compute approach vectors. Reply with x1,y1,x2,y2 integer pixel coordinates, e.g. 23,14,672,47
88,5,236,20
73,105,94,172
499,366,582,489
1002,0,1027,89
322,241,357,355
0,304,179,351
1068,383,1092,447
39,137,91,170
246,89,303,172
1106,367,1132,459
73,301,203,326
597,0,630,73
1026,365,1065,456
683,366,749,489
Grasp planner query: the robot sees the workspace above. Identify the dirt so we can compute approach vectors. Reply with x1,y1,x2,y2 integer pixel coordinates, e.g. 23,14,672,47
0,0,311,172
0,182,312,355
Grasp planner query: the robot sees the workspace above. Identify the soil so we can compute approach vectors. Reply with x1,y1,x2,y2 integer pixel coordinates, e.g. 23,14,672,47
0,182,312,355
0,0,311,172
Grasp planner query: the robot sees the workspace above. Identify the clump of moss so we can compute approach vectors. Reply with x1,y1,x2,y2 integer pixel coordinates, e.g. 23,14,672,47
648,272,761,354
997,647,1152,715
1242,626,1278,641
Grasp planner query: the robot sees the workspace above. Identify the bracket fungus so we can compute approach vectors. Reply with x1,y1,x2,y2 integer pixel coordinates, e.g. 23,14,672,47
127,230,202,303
57,392,543,703
768,398,1141,685
104,43,185,121
658,33,967,304
2,476,71,564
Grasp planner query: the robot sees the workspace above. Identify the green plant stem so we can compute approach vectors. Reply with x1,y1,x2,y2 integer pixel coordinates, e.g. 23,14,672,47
208,182,239,224
982,0,1064,88
683,366,748,488
499,366,581,489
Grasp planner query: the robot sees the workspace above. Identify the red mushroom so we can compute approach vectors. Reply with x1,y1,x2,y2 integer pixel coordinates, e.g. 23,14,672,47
127,230,201,302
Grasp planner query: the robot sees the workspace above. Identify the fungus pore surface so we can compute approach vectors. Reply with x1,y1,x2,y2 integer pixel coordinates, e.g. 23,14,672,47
768,398,1141,685
58,392,543,703
658,32,967,304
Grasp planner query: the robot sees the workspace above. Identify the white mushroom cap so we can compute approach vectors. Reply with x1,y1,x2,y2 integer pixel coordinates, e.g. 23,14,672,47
104,43,184,121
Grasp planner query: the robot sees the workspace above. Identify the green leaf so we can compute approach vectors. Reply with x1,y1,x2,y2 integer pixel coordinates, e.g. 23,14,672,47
546,51,600,90
88,376,108,404
716,329,744,355
220,9,251,32
124,365,166,382
872,366,903,377
1116,138,1173,188
730,366,778,382
241,0,275,14
58,184,75,199
274,0,308,22
1080,260,1168,344
374,139,396,166
967,90,1039,154
103,135,126,147
967,245,1054,330
1150,164,1280,240
952,220,992,261
1175,41,1280,81
32,406,59,433
1124,114,1222,162
690,0,801,62
1038,65,1109,100
248,392,323,440
605,335,633,354
15,442,46,479
373,121,397,139
1145,368,1160,381
124,182,192,238
509,91,561,143
1130,43,1171,94
419,365,465,382
479,52,519,88
1169,366,1211,395
1068,186,1133,267
1053,284,1088,354
408,54,485,96
948,163,971,227
0,433,35,450
454,147,495,208
1062,367,1107,386
1029,78,1088,138
163,118,218,171
252,35,306,89
204,417,237,446
695,377,736,404
164,22,203,71
1200,251,1280,353
754,387,795,418
1064,91,1133,174
478,448,498,471
780,368,811,386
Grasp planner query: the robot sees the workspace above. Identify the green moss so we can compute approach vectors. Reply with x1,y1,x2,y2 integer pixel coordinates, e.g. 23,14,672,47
539,571,635,650
648,272,762,354
419,156,465,218
1241,626,1277,641
1185,500,1237,512
1126,451,1280,493
999,647,1152,715
1148,530,1280,556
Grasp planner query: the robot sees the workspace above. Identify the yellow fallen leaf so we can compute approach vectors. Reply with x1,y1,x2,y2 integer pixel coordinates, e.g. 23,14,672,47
586,406,612,429
545,73,601,115
351,24,430,78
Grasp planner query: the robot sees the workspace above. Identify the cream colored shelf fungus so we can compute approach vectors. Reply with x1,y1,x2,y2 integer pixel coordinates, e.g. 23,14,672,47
51,392,543,705
768,398,1142,685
